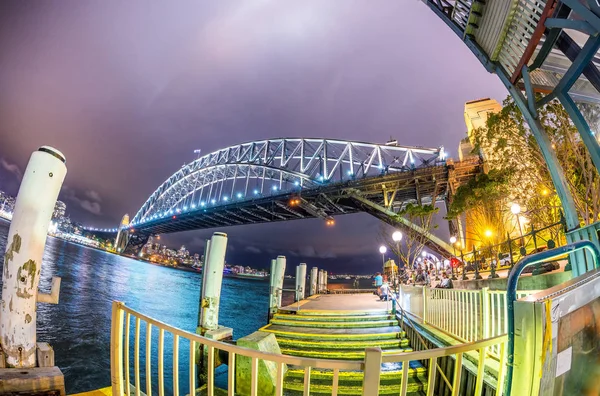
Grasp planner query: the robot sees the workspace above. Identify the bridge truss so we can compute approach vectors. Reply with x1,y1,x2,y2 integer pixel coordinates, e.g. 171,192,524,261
112,139,482,256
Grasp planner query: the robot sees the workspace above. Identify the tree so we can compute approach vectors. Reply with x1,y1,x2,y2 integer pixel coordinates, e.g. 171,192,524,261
379,203,439,269
449,95,600,234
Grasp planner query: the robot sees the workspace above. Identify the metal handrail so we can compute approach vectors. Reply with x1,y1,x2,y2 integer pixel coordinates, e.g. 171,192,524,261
505,240,600,396
111,301,509,396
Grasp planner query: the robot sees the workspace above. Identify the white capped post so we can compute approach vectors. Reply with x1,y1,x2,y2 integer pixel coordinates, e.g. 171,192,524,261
274,256,286,308
317,270,324,294
0,146,67,368
295,263,307,301
310,267,318,296
199,232,227,332
323,270,328,294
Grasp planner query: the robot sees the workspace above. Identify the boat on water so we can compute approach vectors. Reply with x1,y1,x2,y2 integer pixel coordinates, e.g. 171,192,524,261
233,272,269,281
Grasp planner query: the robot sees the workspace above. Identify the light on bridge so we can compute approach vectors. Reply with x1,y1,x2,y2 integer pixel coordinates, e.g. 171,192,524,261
272,186,278,191
200,202,206,207
347,170,353,176
318,175,324,182
191,204,196,208
325,217,335,226
183,206,188,211
254,189,259,195
211,199,216,204
223,196,229,201
294,181,299,186
237,192,242,199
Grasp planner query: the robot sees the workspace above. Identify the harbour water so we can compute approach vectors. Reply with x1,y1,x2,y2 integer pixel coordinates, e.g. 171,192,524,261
0,220,278,393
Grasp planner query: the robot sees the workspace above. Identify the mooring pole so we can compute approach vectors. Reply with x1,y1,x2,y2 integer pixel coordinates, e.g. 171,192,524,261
0,146,66,368
199,232,227,332
310,267,318,296
197,232,232,385
323,270,328,293
269,256,286,319
295,263,307,301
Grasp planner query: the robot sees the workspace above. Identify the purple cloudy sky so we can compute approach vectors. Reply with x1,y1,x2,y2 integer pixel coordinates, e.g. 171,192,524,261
0,1,507,272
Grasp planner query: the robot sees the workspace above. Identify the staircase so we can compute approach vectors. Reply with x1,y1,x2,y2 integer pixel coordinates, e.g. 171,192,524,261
262,309,427,395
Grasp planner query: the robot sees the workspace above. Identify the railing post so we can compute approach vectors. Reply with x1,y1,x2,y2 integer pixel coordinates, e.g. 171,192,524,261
422,286,428,324
111,301,125,396
480,287,490,340
361,347,382,396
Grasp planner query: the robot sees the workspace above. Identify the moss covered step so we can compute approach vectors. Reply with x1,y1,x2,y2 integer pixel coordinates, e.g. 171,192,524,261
293,309,391,316
261,324,403,341
283,377,426,395
280,347,413,360
285,362,427,386
269,318,398,328
276,337,410,350
273,313,394,322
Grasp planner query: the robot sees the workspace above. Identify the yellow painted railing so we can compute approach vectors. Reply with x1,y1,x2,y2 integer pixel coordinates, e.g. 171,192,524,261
111,301,507,396
398,285,536,359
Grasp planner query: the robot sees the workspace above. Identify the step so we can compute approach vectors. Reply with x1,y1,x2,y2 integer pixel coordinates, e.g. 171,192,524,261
293,309,391,316
262,324,403,341
283,380,426,395
276,338,410,350
270,319,398,328
280,347,413,360
273,313,395,322
283,364,427,395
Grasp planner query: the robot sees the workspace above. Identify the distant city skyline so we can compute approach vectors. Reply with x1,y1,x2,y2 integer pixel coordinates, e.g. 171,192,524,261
0,2,507,273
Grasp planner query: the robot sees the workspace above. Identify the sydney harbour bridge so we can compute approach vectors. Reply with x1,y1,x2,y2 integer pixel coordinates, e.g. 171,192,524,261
88,138,483,256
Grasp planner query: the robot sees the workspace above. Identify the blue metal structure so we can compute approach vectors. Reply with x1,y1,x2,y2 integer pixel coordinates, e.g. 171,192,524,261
505,240,600,395
423,0,600,276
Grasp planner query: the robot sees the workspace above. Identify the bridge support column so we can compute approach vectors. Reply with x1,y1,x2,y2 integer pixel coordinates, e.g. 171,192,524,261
295,263,307,301
309,267,318,296
268,256,286,319
0,147,67,395
196,232,232,385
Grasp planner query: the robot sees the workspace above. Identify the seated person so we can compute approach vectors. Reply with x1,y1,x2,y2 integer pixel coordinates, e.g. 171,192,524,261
435,272,453,289
379,282,390,301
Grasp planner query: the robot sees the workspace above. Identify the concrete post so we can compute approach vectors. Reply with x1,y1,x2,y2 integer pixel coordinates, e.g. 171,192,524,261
275,256,286,308
323,270,328,293
295,263,307,301
0,146,66,368
269,257,286,318
317,270,323,293
199,232,227,332
310,267,318,296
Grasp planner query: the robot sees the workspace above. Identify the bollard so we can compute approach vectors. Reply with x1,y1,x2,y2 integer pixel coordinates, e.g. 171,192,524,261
295,263,307,301
269,256,286,318
0,146,66,368
196,233,232,386
317,270,323,293
323,270,328,293
268,259,277,318
275,256,286,308
199,232,227,332
310,267,318,296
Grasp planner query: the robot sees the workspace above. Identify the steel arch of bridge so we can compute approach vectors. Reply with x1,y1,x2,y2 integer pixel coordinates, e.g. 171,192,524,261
131,138,444,225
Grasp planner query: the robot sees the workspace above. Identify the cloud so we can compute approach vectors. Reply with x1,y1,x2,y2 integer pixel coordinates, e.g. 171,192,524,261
85,189,102,202
1,158,23,181
298,245,337,259
244,245,262,254
62,186,103,215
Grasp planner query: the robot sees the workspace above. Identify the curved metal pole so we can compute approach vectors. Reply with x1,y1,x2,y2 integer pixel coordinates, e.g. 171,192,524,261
505,240,600,395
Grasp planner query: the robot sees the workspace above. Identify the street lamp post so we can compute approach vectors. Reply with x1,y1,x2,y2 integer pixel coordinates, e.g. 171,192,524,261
392,231,402,288
511,203,524,247
379,245,387,276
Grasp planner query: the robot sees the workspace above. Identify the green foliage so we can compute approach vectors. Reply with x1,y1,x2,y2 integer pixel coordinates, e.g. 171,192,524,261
447,170,511,219
398,203,439,218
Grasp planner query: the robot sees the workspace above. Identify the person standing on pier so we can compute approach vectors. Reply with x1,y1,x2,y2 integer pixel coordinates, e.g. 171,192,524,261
374,272,383,294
